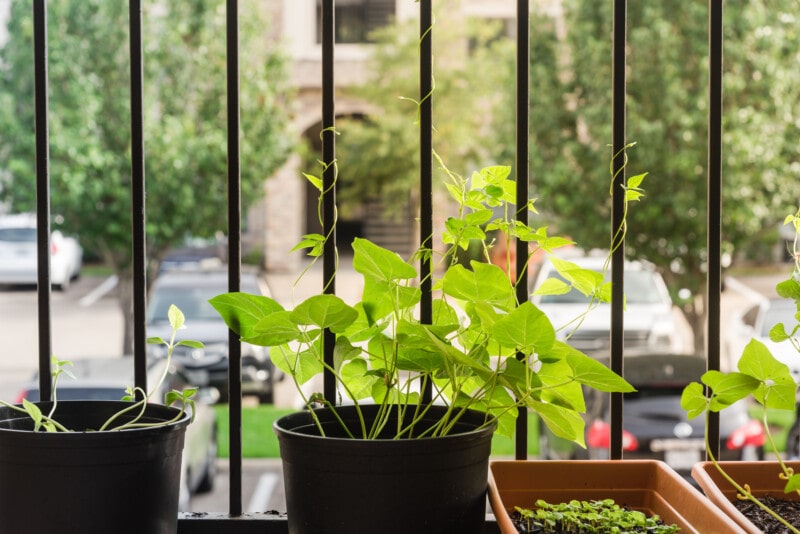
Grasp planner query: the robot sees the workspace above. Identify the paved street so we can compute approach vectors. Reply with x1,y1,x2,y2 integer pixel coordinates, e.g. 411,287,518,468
0,276,124,401
188,458,286,514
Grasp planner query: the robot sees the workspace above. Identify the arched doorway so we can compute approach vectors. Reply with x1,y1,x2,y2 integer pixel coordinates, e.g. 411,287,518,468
301,114,416,258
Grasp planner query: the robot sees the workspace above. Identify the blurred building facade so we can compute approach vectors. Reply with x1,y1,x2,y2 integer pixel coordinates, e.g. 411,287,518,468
256,0,553,272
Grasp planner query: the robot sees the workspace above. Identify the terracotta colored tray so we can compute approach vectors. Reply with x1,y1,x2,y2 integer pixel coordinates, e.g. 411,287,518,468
489,459,745,534
693,460,800,534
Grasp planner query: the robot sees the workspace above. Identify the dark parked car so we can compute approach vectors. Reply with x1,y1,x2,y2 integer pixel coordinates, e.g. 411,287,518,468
146,267,277,403
158,241,225,273
17,357,218,511
540,353,764,478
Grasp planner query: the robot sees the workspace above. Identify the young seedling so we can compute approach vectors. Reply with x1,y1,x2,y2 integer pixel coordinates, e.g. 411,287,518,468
513,498,679,534
0,304,201,432
18,356,75,432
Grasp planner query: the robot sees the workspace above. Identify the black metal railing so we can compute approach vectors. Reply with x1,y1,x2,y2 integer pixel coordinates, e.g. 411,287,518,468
21,1,725,531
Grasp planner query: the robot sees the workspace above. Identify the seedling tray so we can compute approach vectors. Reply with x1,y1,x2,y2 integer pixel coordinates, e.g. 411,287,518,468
489,459,744,534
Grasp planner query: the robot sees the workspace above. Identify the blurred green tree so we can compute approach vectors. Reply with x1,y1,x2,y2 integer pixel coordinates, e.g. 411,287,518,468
492,1,800,353
0,0,292,352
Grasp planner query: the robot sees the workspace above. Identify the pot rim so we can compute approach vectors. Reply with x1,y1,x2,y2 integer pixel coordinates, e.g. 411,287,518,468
274,403,497,443
0,399,191,435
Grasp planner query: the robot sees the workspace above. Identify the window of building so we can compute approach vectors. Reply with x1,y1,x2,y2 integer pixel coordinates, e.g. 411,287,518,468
316,0,395,44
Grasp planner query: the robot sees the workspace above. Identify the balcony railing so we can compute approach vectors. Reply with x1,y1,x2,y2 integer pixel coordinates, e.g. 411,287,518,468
16,1,726,531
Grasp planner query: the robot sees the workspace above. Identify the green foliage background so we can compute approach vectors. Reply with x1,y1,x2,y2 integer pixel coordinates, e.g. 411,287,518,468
518,1,800,350
0,0,292,270
332,0,800,351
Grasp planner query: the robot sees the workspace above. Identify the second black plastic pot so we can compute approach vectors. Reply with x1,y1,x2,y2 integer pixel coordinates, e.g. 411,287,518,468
275,404,496,534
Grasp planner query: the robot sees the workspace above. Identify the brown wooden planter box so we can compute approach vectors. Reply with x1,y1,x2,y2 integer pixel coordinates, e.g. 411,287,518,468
692,460,800,534
488,459,745,534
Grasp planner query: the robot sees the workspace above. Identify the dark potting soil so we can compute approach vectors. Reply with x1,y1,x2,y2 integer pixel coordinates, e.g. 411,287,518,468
733,495,800,534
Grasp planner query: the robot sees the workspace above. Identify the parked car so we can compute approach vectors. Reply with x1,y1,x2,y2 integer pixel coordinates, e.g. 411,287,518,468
146,267,277,403
17,357,218,511
728,297,800,382
729,298,800,460
540,353,764,479
158,238,225,273
530,254,683,353
0,213,82,290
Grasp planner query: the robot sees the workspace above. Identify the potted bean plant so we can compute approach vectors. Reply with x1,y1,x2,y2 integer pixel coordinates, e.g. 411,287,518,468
210,150,662,533
686,206,800,534
0,305,199,534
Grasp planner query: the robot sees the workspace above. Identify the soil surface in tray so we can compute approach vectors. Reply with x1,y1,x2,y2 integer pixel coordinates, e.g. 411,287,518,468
510,505,679,534
734,495,800,533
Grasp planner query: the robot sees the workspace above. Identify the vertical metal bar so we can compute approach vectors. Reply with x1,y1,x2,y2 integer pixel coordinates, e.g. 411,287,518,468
33,0,52,401
321,0,337,404
226,0,244,517
129,0,147,395
514,0,530,460
609,0,627,461
419,0,433,404
706,0,724,459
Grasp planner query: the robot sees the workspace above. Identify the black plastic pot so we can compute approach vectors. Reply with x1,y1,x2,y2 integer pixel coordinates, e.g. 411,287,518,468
274,404,496,534
0,400,190,534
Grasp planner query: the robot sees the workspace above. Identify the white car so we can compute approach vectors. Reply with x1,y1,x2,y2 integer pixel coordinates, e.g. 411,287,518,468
530,254,683,354
0,213,82,290
728,298,800,382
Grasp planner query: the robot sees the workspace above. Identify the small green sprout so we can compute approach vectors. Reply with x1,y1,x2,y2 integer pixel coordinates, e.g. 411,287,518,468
513,498,679,533
1,304,202,433
102,304,201,431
